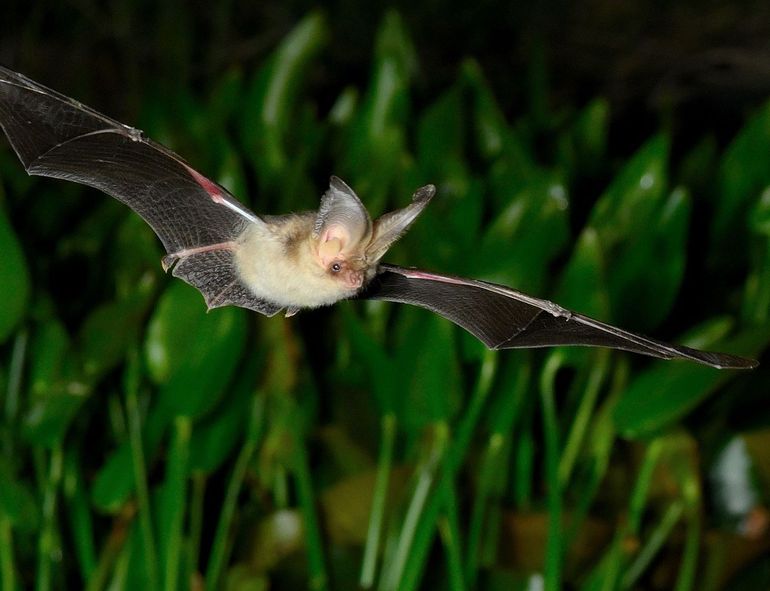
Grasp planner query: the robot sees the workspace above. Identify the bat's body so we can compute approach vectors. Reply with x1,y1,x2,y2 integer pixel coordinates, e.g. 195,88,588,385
0,67,758,369
233,212,372,313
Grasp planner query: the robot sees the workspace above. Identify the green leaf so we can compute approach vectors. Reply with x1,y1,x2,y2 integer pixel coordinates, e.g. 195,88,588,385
392,309,462,431
22,297,142,447
749,186,770,237
145,281,247,418
241,11,328,191
554,228,610,319
572,98,609,168
613,325,769,438
715,100,770,255
28,319,70,398
144,282,215,383
22,389,88,447
743,188,770,323
461,59,508,161
340,11,416,213
188,364,261,474
589,134,669,250
77,298,143,383
329,87,359,127
677,135,718,191
558,98,609,179
0,201,29,343
91,400,172,512
476,173,569,293
123,516,152,588
341,305,398,414
112,213,163,303
417,86,464,176
413,84,480,262
607,187,691,330
0,458,39,530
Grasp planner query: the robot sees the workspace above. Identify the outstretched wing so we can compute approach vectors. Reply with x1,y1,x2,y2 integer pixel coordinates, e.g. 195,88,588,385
359,265,757,369
0,66,281,315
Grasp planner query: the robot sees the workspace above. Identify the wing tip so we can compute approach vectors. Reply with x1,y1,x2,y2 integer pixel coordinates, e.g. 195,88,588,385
709,354,759,370
673,346,758,369
413,184,436,203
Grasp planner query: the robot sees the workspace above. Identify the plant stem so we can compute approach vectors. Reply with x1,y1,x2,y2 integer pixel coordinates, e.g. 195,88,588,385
622,501,684,589
385,429,448,591
36,445,63,591
292,426,329,591
541,354,563,591
205,393,265,590
380,424,448,591
63,452,97,582
4,328,27,457
558,350,609,487
465,433,503,586
467,360,529,586
188,474,206,580
125,378,158,591
675,509,701,591
0,515,15,591
628,438,664,535
163,417,192,591
675,457,703,591
438,484,465,591
360,412,396,589
385,352,498,591
453,349,497,460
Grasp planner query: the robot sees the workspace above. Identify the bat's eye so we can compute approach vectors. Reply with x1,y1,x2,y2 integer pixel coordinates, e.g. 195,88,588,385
330,262,342,273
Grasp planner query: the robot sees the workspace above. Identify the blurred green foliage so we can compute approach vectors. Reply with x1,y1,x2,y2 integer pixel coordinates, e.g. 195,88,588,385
0,9,769,591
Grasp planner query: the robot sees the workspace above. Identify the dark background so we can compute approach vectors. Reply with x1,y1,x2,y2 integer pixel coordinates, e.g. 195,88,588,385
6,1,770,146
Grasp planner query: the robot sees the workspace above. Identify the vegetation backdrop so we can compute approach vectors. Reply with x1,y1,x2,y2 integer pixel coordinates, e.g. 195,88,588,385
0,2,769,590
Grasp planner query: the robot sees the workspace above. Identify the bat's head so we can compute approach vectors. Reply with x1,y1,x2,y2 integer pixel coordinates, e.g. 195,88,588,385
312,177,435,289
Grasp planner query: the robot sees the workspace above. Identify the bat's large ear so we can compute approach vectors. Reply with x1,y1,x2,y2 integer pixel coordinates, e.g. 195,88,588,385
366,184,435,262
313,176,373,265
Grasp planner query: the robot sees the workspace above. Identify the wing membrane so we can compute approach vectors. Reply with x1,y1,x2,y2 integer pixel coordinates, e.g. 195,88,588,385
0,66,278,314
360,265,757,369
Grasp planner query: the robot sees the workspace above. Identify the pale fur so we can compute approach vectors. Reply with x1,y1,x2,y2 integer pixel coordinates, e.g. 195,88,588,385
232,182,435,311
234,214,363,309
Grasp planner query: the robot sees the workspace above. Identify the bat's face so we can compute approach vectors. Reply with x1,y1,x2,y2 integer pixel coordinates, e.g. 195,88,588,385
309,176,435,295
235,178,435,313
314,221,370,290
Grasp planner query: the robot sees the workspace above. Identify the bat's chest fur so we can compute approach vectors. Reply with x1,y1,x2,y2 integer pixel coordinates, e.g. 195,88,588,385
234,215,359,309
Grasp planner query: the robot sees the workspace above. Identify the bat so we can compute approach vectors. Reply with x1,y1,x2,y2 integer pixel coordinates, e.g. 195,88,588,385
0,66,757,370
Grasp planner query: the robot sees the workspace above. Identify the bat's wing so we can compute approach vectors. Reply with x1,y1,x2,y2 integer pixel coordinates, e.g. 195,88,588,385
0,66,282,316
359,265,758,369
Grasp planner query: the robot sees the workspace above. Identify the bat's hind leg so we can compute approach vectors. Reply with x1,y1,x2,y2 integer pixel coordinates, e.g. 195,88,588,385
161,241,237,272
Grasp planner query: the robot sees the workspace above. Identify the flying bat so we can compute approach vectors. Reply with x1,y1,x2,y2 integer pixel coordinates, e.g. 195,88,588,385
0,66,757,369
